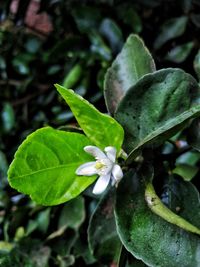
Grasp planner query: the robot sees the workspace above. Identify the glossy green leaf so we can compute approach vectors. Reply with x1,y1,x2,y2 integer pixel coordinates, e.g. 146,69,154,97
165,42,194,63
154,16,188,49
55,84,124,152
173,164,198,181
88,190,122,265
115,68,200,162
8,127,97,205
187,118,200,151
115,170,200,267
104,34,156,114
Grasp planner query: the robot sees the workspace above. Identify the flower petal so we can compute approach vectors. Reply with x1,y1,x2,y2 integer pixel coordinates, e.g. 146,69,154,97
76,162,97,176
92,174,111,194
111,164,123,185
104,146,116,162
84,146,107,160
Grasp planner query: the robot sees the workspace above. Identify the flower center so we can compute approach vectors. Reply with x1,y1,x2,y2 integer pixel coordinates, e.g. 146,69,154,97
95,159,113,175
95,161,105,170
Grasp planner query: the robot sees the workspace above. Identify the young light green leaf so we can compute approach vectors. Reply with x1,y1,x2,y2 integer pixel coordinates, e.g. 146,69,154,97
55,84,124,153
115,68,200,163
154,16,188,49
8,127,97,205
104,34,156,114
115,170,200,267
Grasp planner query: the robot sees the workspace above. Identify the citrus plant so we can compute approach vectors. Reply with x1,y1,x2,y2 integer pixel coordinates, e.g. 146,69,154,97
7,34,200,267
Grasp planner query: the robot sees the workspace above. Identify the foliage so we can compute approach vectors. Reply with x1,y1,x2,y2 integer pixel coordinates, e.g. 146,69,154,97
1,0,200,266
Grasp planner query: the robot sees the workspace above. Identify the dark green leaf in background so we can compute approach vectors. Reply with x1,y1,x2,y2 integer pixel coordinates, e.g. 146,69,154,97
154,16,188,49
0,151,8,187
58,196,85,230
99,18,123,52
117,6,142,33
115,68,200,162
1,103,15,133
165,42,194,63
104,34,156,114
88,190,122,265
194,50,200,81
187,118,200,152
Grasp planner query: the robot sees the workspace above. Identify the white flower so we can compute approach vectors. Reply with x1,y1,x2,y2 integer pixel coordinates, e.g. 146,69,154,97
76,146,123,195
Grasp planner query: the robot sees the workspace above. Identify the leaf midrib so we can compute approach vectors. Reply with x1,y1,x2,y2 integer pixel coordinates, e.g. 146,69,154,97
10,162,84,179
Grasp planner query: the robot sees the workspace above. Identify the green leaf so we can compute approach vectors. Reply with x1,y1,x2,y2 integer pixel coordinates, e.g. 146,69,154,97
89,32,112,61
55,84,124,152
104,34,156,114
8,127,97,205
115,68,200,162
100,18,123,52
165,42,194,63
118,248,147,267
176,150,200,165
154,16,188,49
88,190,122,265
63,64,83,89
58,196,85,230
117,6,142,33
72,6,101,33
173,164,198,181
115,170,200,267
187,118,200,151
